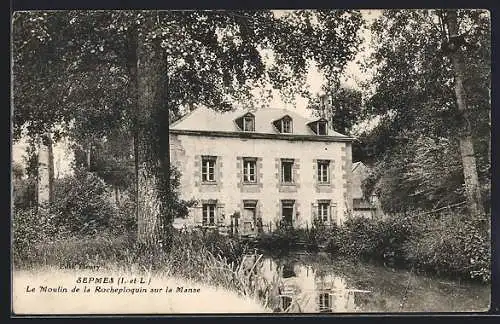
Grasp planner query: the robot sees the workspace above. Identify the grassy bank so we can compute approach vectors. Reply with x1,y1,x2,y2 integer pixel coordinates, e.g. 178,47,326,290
12,228,283,313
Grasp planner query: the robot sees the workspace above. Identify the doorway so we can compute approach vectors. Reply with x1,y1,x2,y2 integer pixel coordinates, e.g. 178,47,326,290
281,200,295,228
241,200,257,236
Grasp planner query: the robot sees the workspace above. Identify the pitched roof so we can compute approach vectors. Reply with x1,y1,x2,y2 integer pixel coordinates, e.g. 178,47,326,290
170,106,349,137
352,161,363,172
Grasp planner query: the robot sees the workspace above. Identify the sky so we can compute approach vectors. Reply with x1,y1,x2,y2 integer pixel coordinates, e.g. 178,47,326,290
12,10,383,177
268,10,381,119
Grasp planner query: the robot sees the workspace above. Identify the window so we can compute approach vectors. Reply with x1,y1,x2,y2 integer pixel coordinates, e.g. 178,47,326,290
317,160,330,183
317,121,327,135
201,156,216,182
281,159,294,183
202,204,216,226
282,118,292,133
281,200,295,226
308,119,328,135
243,115,255,131
235,113,255,132
243,158,257,183
319,292,331,312
273,116,293,133
273,115,293,133
318,201,330,223
243,201,257,214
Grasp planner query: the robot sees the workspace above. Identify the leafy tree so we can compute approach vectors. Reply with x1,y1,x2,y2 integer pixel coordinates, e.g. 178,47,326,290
360,9,490,214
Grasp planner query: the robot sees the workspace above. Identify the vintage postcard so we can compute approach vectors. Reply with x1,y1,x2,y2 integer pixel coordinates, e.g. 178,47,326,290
11,9,491,315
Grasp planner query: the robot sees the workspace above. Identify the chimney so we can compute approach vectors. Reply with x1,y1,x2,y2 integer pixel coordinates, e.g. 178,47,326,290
319,94,328,119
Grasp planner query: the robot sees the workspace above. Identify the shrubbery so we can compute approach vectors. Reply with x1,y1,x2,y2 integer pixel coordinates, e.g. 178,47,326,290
332,213,491,283
12,177,37,210
338,216,412,262
402,215,491,283
12,207,68,265
51,170,117,234
12,170,137,266
307,219,343,252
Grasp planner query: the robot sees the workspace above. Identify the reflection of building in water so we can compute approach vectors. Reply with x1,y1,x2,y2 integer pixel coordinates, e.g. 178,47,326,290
260,258,279,284
273,261,360,313
316,274,358,312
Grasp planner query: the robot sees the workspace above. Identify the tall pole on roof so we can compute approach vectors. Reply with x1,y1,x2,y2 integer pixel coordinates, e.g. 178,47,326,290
319,92,328,119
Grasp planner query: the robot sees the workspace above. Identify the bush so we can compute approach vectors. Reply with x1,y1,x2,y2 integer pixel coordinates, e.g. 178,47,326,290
334,212,491,283
308,220,343,253
12,178,37,210
108,193,137,235
403,214,491,283
463,217,491,283
256,223,315,254
12,207,69,266
338,217,380,258
51,170,116,234
337,216,413,262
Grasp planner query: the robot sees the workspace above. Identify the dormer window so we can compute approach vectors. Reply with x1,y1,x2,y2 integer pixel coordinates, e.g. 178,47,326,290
317,121,327,135
235,112,255,132
308,118,328,135
243,116,254,131
273,115,293,134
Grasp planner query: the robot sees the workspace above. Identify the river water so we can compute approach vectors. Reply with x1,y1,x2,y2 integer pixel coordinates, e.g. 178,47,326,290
251,252,490,313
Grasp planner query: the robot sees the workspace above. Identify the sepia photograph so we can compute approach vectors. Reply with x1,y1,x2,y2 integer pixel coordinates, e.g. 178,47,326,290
11,8,491,315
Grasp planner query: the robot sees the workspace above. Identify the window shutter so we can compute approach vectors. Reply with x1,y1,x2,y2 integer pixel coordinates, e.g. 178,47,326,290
330,204,338,225
194,205,203,226
217,205,225,224
311,202,318,223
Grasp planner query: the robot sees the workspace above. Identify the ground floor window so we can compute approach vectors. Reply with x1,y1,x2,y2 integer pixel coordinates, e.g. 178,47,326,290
202,203,216,226
241,200,257,234
315,200,337,225
318,201,330,223
281,200,295,227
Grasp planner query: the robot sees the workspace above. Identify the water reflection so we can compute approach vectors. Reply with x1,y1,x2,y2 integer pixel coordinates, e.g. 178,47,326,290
257,257,369,313
254,255,489,313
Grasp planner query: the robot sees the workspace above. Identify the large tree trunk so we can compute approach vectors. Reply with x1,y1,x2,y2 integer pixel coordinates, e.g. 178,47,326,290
446,10,485,218
131,23,170,247
37,133,54,211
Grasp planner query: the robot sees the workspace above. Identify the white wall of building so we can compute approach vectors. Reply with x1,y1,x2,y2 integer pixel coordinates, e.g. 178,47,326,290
170,133,352,230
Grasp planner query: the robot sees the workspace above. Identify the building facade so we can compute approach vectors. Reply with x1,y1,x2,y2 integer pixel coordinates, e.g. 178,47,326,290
169,106,354,235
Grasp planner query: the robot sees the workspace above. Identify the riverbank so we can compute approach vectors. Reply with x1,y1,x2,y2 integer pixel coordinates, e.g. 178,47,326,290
250,213,491,284
11,229,490,313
